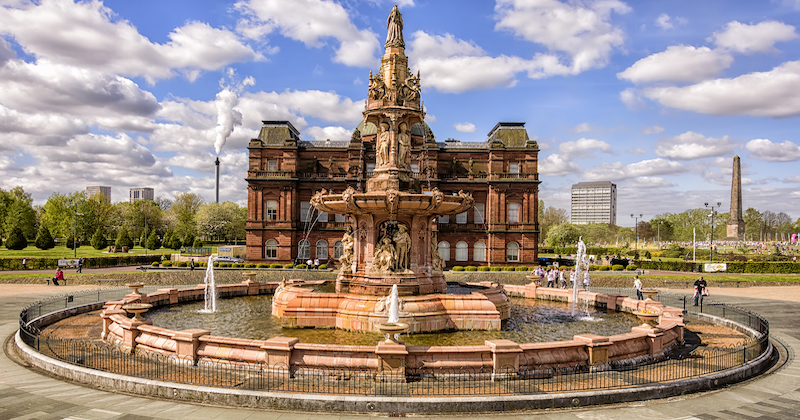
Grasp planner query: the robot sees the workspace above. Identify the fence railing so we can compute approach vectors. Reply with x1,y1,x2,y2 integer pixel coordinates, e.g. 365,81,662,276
19,287,770,396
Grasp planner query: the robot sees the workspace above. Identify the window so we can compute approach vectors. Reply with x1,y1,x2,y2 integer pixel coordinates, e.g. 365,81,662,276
411,163,419,173
335,213,347,223
506,242,519,262
333,241,343,259
317,211,328,222
509,162,519,174
266,160,278,171
266,200,277,221
316,240,328,260
474,241,486,262
508,202,520,223
456,211,467,224
265,239,278,259
438,242,450,261
473,203,485,224
439,214,449,224
455,241,468,261
298,240,310,260
300,201,311,222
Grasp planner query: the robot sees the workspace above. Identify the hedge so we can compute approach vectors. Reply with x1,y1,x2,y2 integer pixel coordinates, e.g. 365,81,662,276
319,264,328,270
611,264,624,271
724,262,800,274
283,264,294,269
270,264,283,269
477,266,490,271
452,266,465,271
0,254,163,271
465,266,477,271
626,264,638,271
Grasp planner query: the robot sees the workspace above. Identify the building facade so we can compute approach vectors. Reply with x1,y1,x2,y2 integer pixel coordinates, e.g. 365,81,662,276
571,181,617,225
129,187,154,203
86,186,111,201
245,10,541,268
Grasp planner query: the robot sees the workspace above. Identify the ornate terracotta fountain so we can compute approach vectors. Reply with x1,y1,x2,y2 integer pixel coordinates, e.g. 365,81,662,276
271,6,510,333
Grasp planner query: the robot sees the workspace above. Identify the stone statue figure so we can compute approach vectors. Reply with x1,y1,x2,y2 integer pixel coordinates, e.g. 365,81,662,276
369,73,386,101
399,72,420,103
378,123,390,167
393,224,411,271
339,226,355,273
430,231,444,272
374,236,396,272
397,123,410,169
468,157,474,174
386,5,404,48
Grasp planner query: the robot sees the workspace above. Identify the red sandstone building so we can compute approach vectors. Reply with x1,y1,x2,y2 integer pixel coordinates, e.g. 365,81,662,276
246,120,540,267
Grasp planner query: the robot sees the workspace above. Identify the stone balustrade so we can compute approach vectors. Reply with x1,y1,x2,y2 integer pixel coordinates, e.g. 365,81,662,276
101,280,684,376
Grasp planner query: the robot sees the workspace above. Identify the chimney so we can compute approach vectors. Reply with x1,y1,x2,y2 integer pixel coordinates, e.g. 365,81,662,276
215,157,220,203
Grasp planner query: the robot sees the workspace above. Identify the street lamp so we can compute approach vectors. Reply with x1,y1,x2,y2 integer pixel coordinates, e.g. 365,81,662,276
141,204,150,255
68,199,84,258
657,221,663,247
631,214,642,257
705,202,722,262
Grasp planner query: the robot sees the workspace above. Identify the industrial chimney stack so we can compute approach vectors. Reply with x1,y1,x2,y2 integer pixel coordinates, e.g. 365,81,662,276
215,157,220,203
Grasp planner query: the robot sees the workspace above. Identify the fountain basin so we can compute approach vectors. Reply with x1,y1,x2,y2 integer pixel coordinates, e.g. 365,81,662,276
312,190,473,218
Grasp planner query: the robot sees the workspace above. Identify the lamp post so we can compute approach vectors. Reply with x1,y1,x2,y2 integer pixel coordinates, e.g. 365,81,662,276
68,199,83,258
705,202,722,262
657,221,663,247
141,204,149,255
631,214,642,257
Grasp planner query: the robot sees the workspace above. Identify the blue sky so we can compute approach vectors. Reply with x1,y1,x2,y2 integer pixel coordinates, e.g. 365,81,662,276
1,0,799,225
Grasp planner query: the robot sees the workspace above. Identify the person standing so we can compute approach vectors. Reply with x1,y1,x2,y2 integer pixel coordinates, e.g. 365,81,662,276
76,258,82,273
693,276,708,306
583,271,591,291
21,258,26,270
314,258,320,270
559,268,566,288
546,268,555,288
306,258,313,270
633,275,643,300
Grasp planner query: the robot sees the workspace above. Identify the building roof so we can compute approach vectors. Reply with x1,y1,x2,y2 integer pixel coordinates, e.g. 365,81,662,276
257,121,301,145
572,181,616,189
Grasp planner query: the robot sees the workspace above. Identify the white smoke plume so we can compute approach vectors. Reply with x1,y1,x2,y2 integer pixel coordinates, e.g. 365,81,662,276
213,69,255,155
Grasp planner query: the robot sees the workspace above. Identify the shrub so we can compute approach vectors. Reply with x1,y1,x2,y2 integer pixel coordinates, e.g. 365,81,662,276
477,266,490,271
221,262,231,267
502,266,516,272
174,261,188,267
626,264,638,271
162,261,173,267
4,226,27,250
611,264,624,271
244,263,256,268
452,266,464,271
295,264,308,269
34,225,55,250
146,228,161,250
183,233,195,248
90,228,107,250
270,264,282,268
466,266,477,271
115,228,134,249
319,264,328,270
596,265,611,271
257,264,269,268
197,261,206,267
515,266,528,271
151,261,159,267
233,263,243,268
192,239,203,247
284,264,294,269
490,267,502,271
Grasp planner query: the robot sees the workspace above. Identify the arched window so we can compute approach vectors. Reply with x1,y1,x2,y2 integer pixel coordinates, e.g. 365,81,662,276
474,241,486,262
506,241,519,262
438,241,450,262
316,240,328,260
455,241,468,261
333,241,343,259
298,240,310,260
265,239,278,259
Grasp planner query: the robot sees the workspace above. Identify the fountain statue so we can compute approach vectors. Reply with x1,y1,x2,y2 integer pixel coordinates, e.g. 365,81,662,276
272,6,510,333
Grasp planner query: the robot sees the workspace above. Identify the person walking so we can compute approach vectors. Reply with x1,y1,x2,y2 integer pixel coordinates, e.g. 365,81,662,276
306,258,313,270
190,259,195,271
693,276,708,306
314,258,320,270
76,258,82,273
546,268,555,288
21,258,26,270
633,275,643,300
559,268,566,288
583,271,591,291
52,267,64,286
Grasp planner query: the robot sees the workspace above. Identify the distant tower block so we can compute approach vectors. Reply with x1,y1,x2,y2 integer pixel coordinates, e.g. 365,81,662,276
726,156,745,240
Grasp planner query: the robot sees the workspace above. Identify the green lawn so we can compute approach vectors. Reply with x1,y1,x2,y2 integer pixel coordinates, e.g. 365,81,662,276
0,245,176,258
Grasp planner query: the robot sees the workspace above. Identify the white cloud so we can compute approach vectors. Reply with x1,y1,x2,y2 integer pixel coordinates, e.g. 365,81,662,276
558,138,612,157
620,88,646,110
655,131,736,160
583,158,684,181
618,45,733,84
712,20,798,54
642,125,664,135
642,61,800,117
454,122,476,133
654,14,685,30
494,0,630,74
539,153,579,176
746,138,800,161
234,0,379,67
627,148,647,154
0,0,259,83
304,126,352,140
627,176,674,189
572,123,593,133
785,175,800,183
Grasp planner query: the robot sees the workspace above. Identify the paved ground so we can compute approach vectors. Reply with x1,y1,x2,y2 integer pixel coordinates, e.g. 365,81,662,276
2,284,800,419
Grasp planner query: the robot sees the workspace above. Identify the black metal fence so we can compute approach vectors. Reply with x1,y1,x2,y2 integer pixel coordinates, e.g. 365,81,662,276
18,287,770,396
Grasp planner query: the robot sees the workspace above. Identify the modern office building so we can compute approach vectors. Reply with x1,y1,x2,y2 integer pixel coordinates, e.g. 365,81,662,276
86,186,111,201
129,187,154,203
571,181,617,225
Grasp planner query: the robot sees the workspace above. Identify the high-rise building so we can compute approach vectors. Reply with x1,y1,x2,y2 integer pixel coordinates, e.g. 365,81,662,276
571,181,617,225
129,187,154,203
86,186,111,201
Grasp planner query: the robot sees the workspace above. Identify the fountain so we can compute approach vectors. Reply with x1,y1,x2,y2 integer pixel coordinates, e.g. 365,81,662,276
201,255,216,313
571,237,590,318
271,6,510,333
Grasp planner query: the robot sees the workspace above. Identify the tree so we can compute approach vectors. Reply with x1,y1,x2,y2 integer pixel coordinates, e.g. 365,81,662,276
636,221,654,242
168,192,204,240
146,227,161,250
34,225,55,250
537,199,568,242
195,202,246,242
578,223,615,245
1,187,36,240
5,225,27,250
115,227,134,249
91,228,107,250
743,208,763,241
182,232,195,248
544,223,581,247
649,216,674,242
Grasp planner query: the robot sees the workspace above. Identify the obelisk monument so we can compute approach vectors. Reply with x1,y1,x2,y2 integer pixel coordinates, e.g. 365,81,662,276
726,156,745,240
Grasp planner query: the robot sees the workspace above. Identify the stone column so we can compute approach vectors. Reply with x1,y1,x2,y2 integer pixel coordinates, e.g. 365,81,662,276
486,339,522,380
633,325,666,355
375,341,408,381
261,336,299,369
726,156,745,239
173,329,209,365
157,288,179,305
574,334,612,366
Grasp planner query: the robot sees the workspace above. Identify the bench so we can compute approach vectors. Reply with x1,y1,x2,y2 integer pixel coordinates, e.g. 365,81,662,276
46,277,67,285
97,279,123,286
